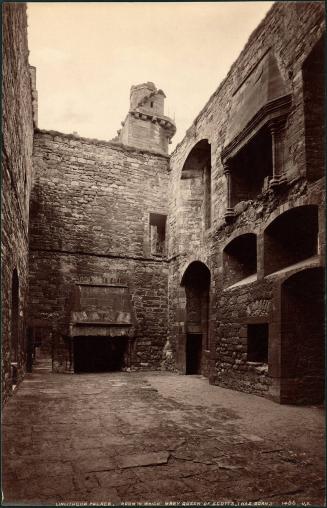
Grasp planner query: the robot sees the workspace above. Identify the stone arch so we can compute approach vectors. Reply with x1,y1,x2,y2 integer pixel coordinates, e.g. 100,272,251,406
221,226,259,250
179,255,209,284
181,260,211,287
180,261,211,375
280,267,324,404
262,194,321,233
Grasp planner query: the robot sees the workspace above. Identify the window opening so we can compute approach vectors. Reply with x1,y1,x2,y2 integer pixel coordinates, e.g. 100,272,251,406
149,213,166,256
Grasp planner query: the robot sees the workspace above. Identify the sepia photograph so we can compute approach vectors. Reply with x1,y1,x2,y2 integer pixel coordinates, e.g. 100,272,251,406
1,1,325,506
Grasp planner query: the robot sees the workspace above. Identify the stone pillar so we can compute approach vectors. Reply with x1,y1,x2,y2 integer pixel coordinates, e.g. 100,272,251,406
269,120,286,188
223,160,235,220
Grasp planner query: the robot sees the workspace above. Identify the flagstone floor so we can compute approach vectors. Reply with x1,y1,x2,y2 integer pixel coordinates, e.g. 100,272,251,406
2,359,325,506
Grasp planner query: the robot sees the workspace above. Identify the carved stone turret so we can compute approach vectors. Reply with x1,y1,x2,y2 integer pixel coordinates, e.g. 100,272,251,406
114,82,176,154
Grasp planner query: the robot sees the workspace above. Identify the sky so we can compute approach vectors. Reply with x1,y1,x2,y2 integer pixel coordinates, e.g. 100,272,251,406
27,1,274,151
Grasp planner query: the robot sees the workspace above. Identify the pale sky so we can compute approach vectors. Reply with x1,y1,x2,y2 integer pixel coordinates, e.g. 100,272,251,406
27,1,274,151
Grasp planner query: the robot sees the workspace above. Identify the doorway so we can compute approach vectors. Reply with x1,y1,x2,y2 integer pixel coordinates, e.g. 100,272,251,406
181,261,210,375
186,334,202,374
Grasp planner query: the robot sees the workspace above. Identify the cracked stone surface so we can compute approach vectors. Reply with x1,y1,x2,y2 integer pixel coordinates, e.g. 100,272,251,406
2,360,325,506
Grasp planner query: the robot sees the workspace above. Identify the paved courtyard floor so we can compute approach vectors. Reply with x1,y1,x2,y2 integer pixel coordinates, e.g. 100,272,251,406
2,359,325,506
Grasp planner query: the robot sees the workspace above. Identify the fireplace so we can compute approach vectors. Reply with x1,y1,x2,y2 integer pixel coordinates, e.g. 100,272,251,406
68,278,135,373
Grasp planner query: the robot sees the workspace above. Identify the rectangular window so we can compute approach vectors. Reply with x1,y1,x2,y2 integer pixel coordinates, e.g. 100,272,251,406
247,323,268,363
149,213,166,256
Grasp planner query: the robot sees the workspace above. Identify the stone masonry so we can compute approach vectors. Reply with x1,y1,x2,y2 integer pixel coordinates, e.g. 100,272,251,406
167,1,325,404
29,132,170,372
1,3,34,403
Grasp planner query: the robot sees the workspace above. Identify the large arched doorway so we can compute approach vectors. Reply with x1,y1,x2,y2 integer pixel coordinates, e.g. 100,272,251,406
181,261,210,374
11,269,19,384
281,267,324,404
179,140,211,251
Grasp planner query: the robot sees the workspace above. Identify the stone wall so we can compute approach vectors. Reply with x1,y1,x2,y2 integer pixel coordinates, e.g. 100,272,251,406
168,1,325,403
29,131,170,371
212,279,273,397
1,3,34,402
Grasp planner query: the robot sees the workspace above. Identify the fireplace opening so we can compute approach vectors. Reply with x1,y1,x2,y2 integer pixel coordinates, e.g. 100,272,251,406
73,336,128,373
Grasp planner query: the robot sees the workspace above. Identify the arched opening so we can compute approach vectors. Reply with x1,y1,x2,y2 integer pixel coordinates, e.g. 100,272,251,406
11,269,19,385
281,267,324,404
264,205,319,276
180,140,211,249
181,261,210,374
302,35,325,181
223,233,257,287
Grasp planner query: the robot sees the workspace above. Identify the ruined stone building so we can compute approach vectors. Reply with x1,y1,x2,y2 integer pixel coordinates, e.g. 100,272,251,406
2,2,325,406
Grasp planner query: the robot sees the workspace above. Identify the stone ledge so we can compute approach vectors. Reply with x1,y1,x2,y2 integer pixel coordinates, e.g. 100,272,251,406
34,128,170,159
29,246,169,264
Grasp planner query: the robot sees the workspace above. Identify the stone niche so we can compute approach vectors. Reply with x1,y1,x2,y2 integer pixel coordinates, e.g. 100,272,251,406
67,277,136,373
